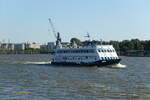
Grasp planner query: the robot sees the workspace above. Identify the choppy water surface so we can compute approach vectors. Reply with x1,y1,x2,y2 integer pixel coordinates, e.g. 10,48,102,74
0,54,150,100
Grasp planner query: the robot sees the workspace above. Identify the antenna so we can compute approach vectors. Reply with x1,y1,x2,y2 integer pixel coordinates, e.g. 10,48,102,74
84,32,91,41
48,18,57,39
100,39,103,45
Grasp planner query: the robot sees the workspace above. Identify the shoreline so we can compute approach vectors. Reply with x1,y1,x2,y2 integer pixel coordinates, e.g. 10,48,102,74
0,50,54,54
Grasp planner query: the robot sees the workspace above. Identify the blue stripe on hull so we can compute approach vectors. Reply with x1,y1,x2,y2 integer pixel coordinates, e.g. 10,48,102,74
51,59,121,67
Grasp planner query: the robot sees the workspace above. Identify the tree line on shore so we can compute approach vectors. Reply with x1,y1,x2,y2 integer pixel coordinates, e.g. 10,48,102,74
70,38,150,52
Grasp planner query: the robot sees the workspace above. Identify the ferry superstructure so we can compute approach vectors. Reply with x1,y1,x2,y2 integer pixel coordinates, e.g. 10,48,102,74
51,33,121,67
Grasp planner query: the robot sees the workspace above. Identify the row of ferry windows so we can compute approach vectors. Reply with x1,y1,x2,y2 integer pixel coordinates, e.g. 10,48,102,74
100,57,118,60
98,49,115,53
59,56,118,60
57,49,95,53
63,56,97,60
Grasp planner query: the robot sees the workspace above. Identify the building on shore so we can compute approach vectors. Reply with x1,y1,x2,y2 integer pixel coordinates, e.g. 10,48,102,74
0,43,15,50
40,42,55,52
28,43,42,49
0,43,25,50
0,42,56,53
47,42,55,51
14,43,25,50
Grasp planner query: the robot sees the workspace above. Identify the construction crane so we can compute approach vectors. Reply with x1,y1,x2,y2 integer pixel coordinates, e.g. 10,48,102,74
48,18,57,39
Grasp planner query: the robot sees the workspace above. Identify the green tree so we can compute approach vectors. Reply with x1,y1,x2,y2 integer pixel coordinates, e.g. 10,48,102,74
70,38,83,46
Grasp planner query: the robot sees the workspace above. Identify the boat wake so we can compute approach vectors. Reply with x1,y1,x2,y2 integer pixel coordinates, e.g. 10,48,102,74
111,63,126,68
23,61,51,65
0,61,51,65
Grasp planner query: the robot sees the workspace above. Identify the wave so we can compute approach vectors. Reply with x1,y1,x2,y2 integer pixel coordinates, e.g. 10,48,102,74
111,63,126,68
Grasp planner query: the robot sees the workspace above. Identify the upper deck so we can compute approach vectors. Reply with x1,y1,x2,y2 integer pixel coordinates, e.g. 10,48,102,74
55,45,116,53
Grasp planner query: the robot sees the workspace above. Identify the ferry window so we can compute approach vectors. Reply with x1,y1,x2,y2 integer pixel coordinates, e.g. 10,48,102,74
74,50,76,53
101,57,103,60
103,57,105,60
78,50,80,53
99,57,101,60
80,50,82,53
89,50,92,53
83,50,85,53
82,50,84,53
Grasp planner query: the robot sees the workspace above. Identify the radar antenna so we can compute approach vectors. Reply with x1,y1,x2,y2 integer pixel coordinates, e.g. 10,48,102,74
84,32,91,41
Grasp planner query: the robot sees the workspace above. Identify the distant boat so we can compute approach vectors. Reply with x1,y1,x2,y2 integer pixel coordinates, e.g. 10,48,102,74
51,33,121,67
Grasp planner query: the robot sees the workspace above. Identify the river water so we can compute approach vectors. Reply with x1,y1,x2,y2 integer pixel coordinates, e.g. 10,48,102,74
0,54,150,100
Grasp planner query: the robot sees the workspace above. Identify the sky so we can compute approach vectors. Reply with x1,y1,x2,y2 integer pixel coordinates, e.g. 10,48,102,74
0,0,150,43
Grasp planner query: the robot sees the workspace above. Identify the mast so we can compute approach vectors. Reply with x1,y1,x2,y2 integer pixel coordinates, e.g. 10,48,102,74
56,32,62,48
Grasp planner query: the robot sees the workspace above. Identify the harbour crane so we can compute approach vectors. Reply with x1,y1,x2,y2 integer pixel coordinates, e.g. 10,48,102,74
48,18,57,39
48,18,62,48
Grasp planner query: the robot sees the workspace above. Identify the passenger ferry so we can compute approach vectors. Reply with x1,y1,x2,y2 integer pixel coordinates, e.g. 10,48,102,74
51,33,121,67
